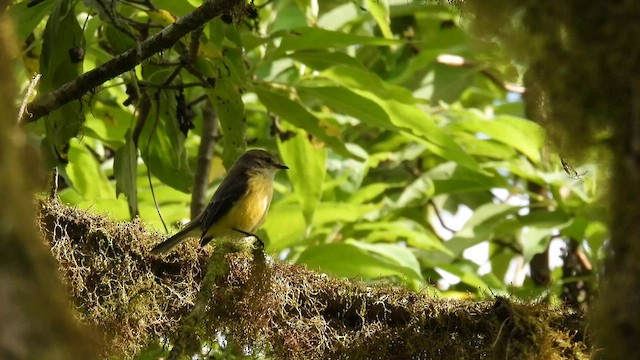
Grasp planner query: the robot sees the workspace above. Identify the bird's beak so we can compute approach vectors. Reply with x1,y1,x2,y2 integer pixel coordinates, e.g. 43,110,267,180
276,162,289,170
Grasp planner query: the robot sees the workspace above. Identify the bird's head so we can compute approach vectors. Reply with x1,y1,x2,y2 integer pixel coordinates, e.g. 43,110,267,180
238,149,288,177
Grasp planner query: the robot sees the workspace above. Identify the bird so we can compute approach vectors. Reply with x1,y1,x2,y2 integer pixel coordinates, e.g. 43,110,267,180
150,149,288,255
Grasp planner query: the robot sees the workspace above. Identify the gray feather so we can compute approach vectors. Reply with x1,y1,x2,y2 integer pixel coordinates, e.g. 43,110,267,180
150,212,203,255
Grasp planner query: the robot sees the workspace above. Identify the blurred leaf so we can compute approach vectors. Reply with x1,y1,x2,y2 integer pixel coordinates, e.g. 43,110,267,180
366,0,393,39
114,130,138,218
278,124,327,227
348,240,424,285
585,221,608,253
326,146,369,193
417,63,476,103
264,201,379,250
132,341,169,360
437,263,492,291
561,216,589,240
519,210,570,228
104,24,137,54
489,245,513,284
256,86,359,160
521,227,553,262
297,241,424,289
320,65,483,173
452,115,545,164
65,139,113,199
83,96,133,147
208,75,246,169
40,0,84,162
395,173,435,208
349,183,393,204
275,27,401,55
428,162,502,195
151,0,197,16
58,195,130,220
446,203,520,255
139,91,193,193
288,50,364,71
10,0,56,41
299,86,395,130
355,222,451,255
293,0,318,24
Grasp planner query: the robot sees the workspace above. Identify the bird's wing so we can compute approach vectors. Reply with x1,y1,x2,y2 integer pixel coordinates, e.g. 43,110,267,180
199,169,248,246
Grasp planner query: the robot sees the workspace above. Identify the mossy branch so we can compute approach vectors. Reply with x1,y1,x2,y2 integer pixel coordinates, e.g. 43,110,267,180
38,198,589,359
20,0,244,125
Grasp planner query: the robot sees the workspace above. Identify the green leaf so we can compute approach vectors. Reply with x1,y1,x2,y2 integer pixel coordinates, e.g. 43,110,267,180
452,115,545,164
348,240,424,284
355,222,452,255
518,210,571,228
320,65,482,173
349,183,393,204
114,130,139,218
395,173,435,208
104,24,137,54
452,132,518,160
417,63,477,103
293,0,318,24
83,96,134,147
208,76,246,169
366,0,393,39
146,0,196,17
65,139,113,199
264,201,379,250
296,241,424,289
278,125,326,227
132,341,169,360
521,227,553,262
489,246,514,285
9,0,56,41
288,50,364,71
299,86,395,130
437,263,492,291
275,27,401,55
585,221,608,253
428,162,503,195
139,91,193,193
446,203,520,255
561,216,589,240
40,0,84,162
255,86,359,160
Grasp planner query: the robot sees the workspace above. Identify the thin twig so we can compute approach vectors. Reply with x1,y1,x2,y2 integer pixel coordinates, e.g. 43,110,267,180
187,94,209,108
436,54,526,94
21,0,243,124
146,91,168,233
138,81,208,90
428,199,456,234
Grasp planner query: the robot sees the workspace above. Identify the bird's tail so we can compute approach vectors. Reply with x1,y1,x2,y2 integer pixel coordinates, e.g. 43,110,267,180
150,217,201,255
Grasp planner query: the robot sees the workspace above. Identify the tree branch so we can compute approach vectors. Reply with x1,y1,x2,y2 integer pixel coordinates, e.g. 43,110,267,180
37,199,589,359
191,100,218,218
20,0,245,125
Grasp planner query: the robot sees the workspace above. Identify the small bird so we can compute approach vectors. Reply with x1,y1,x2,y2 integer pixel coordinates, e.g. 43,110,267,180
150,149,288,255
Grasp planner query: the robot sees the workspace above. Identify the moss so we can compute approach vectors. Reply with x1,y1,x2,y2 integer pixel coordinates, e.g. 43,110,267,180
39,199,588,359
38,198,206,357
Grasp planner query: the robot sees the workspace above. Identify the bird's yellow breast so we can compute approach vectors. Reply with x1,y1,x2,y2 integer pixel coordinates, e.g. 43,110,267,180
205,173,274,240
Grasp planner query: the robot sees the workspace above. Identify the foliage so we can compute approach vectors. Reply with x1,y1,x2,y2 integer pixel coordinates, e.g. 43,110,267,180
13,0,605,340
